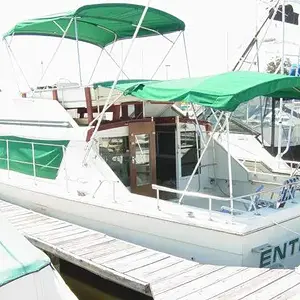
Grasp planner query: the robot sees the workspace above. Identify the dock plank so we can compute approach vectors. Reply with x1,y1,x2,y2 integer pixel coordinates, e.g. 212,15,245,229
242,272,300,300
153,264,235,299
65,236,115,254
179,267,269,300
272,283,300,300
1,199,300,299
211,269,294,300
93,245,146,264
81,240,134,259
126,256,182,280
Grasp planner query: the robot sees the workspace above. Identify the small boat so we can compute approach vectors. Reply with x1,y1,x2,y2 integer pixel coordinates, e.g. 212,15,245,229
0,212,78,299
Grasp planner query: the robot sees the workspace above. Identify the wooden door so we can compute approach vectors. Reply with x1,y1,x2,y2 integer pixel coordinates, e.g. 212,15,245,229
129,121,156,197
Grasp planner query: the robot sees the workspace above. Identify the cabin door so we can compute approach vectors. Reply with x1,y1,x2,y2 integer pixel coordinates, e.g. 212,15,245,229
129,121,156,197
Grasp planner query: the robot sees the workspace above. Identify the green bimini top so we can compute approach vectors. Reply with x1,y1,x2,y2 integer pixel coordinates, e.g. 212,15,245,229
3,3,185,48
0,213,50,287
94,71,300,111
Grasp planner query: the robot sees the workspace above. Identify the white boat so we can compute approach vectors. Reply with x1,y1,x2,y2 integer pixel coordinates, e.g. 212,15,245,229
2,3,300,269
0,212,78,300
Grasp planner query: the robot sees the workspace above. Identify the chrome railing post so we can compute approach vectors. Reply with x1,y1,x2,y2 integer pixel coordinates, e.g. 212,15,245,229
112,180,117,203
6,140,10,178
62,146,69,193
156,188,160,210
31,143,36,184
209,198,212,220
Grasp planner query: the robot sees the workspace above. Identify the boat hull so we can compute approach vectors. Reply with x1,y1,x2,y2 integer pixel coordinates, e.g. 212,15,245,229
1,181,300,269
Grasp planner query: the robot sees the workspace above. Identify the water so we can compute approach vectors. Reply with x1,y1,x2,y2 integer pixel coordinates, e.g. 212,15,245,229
62,273,120,300
60,260,151,300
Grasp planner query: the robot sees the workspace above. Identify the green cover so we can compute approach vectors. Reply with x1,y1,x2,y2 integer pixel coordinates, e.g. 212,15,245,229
3,4,185,48
95,71,300,111
0,214,50,287
0,136,69,179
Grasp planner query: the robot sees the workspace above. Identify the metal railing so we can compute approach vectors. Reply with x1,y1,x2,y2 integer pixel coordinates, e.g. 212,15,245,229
0,138,120,199
0,138,69,190
152,180,300,221
92,179,119,202
242,158,300,177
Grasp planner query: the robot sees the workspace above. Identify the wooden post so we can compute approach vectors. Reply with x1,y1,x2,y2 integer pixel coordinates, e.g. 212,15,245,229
112,105,121,121
134,103,143,118
121,104,129,119
85,87,93,123
21,92,26,98
86,128,94,142
52,89,58,100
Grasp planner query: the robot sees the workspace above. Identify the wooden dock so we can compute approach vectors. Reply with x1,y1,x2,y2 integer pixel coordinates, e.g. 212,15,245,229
1,199,300,299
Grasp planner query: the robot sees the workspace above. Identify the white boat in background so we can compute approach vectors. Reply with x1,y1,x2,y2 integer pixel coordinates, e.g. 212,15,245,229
3,2,300,269
0,212,77,300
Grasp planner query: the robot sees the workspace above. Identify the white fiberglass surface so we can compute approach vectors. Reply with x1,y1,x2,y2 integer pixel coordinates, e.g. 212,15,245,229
217,133,292,173
0,265,78,300
0,98,78,126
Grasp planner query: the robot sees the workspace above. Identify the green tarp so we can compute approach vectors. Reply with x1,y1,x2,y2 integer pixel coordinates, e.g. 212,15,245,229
0,214,50,287
94,71,300,111
0,136,69,180
3,4,185,48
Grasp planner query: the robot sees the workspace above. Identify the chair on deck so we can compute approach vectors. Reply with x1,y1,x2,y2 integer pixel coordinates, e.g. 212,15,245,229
276,177,298,209
249,177,299,211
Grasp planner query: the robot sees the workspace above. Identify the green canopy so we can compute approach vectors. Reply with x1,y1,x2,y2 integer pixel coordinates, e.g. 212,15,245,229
95,71,300,111
3,4,185,48
0,213,50,286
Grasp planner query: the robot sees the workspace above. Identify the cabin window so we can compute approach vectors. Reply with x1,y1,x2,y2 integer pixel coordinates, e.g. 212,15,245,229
99,136,130,186
180,131,200,177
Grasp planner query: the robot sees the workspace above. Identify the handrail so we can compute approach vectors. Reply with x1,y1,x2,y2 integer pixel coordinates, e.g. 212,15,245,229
0,139,69,191
0,138,66,148
152,179,300,219
92,179,119,201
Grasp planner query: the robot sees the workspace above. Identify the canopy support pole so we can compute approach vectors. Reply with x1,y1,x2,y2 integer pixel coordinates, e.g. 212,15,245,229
191,104,206,147
74,17,83,86
191,103,205,190
179,112,225,205
83,0,152,165
255,31,265,148
225,113,234,217
182,32,191,77
277,0,285,159
4,38,22,93
103,48,130,79
4,38,31,92
88,48,104,84
32,18,74,95
151,31,182,79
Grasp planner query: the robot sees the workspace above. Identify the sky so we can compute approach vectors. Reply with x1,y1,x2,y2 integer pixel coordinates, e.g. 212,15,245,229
0,0,299,96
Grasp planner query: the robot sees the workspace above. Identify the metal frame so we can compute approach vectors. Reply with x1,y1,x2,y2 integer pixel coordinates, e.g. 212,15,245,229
150,31,183,79
178,111,225,205
4,3,186,97
0,138,68,189
82,1,153,165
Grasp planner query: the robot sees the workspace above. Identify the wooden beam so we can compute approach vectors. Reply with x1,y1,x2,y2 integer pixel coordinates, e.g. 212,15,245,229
84,87,93,124
52,89,58,100
121,104,129,119
134,103,143,119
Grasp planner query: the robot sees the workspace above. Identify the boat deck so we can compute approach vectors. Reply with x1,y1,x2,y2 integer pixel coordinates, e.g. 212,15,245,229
1,199,300,299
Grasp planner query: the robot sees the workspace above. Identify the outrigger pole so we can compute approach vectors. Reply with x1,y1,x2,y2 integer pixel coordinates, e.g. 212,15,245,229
233,0,281,71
